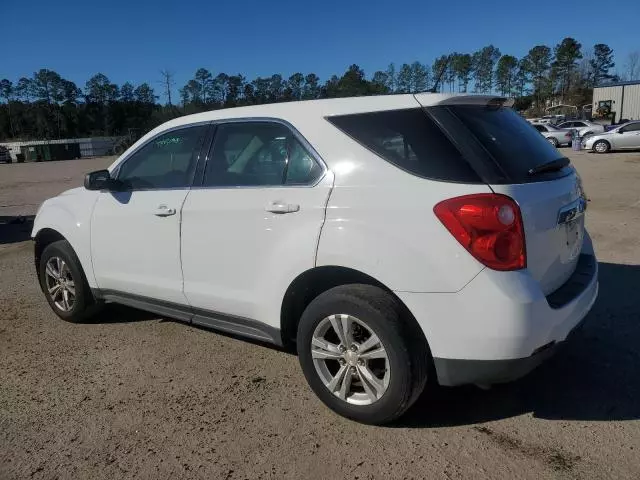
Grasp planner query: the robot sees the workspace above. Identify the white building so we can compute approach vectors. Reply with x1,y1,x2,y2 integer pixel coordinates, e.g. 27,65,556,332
0,137,119,161
593,80,640,123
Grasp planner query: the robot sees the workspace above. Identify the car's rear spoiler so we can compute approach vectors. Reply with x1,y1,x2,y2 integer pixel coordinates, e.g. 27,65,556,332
414,93,514,108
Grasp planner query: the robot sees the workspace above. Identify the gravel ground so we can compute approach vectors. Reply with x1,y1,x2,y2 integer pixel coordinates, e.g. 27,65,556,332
1,151,639,479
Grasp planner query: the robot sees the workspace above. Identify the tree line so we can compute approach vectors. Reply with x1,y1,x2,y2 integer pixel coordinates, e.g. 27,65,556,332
1,38,638,142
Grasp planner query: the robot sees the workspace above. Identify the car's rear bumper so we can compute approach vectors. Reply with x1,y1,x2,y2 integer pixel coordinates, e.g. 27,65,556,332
396,232,598,387
432,319,584,386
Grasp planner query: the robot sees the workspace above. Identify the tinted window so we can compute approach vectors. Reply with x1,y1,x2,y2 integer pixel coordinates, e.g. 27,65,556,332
620,122,640,133
327,109,480,182
533,124,547,132
118,125,207,189
204,122,322,187
447,105,569,182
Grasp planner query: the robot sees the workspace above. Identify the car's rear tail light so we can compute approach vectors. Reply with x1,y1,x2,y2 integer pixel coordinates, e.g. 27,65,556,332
434,194,526,271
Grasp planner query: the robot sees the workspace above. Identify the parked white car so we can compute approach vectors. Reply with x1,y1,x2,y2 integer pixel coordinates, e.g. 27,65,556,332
556,120,605,137
532,123,573,147
583,121,640,153
32,94,598,424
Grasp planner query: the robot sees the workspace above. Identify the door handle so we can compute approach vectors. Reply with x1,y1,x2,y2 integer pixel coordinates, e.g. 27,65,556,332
266,202,300,214
154,205,176,217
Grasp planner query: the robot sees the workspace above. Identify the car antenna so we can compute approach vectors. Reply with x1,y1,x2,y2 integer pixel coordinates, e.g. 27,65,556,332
428,55,450,93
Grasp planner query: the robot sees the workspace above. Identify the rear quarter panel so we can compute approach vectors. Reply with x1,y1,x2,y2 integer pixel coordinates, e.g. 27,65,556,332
312,123,491,293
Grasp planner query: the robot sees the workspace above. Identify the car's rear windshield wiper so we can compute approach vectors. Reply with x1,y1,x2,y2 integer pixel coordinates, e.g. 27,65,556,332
528,157,570,176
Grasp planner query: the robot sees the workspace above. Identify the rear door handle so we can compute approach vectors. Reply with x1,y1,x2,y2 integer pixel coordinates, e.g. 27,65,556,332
266,202,300,214
154,205,176,217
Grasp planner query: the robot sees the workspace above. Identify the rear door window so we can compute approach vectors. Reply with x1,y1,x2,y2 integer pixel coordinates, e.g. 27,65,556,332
203,122,323,187
327,109,480,182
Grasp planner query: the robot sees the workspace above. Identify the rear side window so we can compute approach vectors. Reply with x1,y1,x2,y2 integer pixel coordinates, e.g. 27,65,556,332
327,109,480,182
533,124,547,132
446,105,569,183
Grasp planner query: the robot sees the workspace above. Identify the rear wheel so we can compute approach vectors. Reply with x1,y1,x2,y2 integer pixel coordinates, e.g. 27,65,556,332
296,284,428,424
547,137,559,147
39,240,101,322
593,140,610,153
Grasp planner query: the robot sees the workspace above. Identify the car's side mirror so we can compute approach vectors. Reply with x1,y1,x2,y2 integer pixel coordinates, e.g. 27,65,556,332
84,169,113,190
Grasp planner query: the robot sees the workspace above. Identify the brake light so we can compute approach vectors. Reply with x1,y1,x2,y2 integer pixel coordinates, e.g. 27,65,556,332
434,194,526,271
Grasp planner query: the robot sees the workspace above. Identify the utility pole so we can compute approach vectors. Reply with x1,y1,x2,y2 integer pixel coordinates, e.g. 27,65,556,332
159,70,175,106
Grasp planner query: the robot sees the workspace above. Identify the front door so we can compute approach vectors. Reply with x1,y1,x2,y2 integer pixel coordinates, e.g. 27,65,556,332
91,124,208,304
614,122,640,149
181,121,332,329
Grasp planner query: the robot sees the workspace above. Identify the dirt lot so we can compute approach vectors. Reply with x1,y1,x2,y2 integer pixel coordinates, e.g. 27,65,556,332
1,151,639,479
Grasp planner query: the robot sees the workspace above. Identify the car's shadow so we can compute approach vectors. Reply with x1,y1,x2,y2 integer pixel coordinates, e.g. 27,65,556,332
399,261,640,426
0,215,35,245
64,260,640,425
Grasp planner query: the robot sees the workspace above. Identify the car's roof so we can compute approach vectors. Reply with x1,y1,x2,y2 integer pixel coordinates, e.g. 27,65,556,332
157,93,505,132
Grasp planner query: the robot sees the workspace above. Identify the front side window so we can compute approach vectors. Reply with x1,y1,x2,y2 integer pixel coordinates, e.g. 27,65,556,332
533,124,547,132
620,122,640,133
203,122,322,187
118,125,208,189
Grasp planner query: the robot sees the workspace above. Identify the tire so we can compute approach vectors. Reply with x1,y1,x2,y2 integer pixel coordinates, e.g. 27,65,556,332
39,240,101,323
547,137,559,147
296,284,429,424
593,140,610,154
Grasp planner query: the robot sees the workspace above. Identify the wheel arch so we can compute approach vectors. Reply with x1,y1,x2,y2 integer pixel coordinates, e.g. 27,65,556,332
279,265,428,351
33,228,68,277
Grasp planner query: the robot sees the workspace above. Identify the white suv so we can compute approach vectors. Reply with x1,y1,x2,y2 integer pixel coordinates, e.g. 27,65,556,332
32,94,598,424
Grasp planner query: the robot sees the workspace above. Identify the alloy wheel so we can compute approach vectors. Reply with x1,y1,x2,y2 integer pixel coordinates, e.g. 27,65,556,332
44,256,76,312
594,141,608,153
311,314,390,405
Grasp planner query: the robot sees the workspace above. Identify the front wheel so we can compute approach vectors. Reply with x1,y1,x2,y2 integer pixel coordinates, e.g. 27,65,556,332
297,284,429,424
547,136,559,147
593,140,610,154
39,240,101,322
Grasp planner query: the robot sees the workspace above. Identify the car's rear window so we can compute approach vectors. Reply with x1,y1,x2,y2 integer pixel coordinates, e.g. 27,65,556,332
446,105,569,182
326,109,481,183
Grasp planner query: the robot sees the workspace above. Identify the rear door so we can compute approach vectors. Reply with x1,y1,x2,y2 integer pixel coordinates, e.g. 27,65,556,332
415,96,586,294
180,120,332,328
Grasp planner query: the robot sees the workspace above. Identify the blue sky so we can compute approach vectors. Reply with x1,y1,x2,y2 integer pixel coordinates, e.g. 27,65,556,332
3,0,639,100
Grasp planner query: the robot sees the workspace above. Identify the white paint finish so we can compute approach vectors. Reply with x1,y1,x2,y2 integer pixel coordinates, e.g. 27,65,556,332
90,189,189,304
491,172,584,295
180,173,333,327
31,188,100,287
33,93,600,383
317,175,491,293
398,233,597,360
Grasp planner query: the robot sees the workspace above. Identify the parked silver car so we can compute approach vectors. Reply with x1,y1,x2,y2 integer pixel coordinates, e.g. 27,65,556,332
556,120,605,137
583,121,640,153
532,123,572,147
